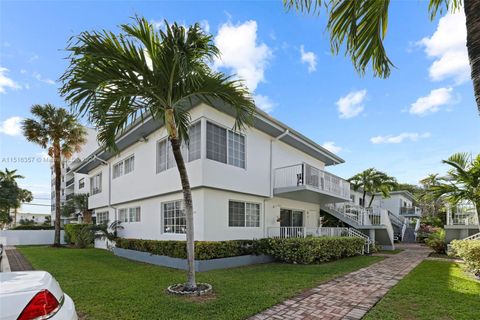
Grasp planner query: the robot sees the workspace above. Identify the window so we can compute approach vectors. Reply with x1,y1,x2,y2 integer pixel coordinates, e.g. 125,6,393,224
118,208,129,223
156,123,201,173
96,211,109,224
113,161,123,178
163,200,186,233
129,207,141,222
207,121,245,168
79,178,85,189
90,173,102,195
228,201,260,227
124,155,135,174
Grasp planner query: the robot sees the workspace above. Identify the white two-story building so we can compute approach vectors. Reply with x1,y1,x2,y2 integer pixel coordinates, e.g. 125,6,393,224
74,102,361,243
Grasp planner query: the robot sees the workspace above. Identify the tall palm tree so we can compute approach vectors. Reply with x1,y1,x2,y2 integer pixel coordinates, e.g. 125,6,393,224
429,152,480,230
0,169,24,224
348,168,397,207
22,105,87,245
283,0,480,113
59,17,255,291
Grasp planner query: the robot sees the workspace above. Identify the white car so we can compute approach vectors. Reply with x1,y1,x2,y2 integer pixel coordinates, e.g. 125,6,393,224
0,271,77,320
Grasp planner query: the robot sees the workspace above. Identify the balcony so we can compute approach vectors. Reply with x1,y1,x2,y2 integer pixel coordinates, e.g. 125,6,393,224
400,206,422,217
446,203,479,226
66,177,75,188
273,163,350,203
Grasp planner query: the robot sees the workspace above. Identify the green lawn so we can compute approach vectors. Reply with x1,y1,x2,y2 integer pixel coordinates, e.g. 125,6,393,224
18,246,381,320
364,260,480,320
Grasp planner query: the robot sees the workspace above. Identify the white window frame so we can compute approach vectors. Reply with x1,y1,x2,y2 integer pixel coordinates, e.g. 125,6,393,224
124,155,135,175
78,178,85,189
90,173,102,195
228,200,261,228
129,207,141,222
118,208,129,223
113,154,135,179
96,211,109,225
161,200,186,234
206,121,246,169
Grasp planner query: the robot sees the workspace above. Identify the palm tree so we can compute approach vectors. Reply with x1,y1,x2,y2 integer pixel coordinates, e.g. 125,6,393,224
429,152,480,230
0,168,24,225
283,0,480,113
13,189,33,227
348,168,397,207
73,193,91,223
22,105,87,246
59,17,255,291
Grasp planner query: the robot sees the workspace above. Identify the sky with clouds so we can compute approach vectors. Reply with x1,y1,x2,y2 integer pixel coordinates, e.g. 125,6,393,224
1,1,479,214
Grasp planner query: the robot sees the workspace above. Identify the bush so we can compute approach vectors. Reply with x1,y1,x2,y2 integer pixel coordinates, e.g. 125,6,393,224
417,224,441,243
425,229,446,254
256,237,365,264
64,224,94,247
11,225,55,230
115,238,257,260
450,240,480,277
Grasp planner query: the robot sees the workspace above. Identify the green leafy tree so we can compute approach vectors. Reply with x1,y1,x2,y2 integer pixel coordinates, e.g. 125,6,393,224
13,188,33,226
22,105,87,246
60,17,255,290
283,0,480,113
429,152,480,231
0,169,30,226
348,168,397,207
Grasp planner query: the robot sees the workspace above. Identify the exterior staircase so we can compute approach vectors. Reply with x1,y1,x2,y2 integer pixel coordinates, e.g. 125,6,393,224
402,227,416,243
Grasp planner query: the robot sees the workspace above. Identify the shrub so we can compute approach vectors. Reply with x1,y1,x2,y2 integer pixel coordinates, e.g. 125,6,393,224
450,240,480,277
425,229,447,254
64,224,93,247
115,238,257,260
257,237,365,264
11,225,55,230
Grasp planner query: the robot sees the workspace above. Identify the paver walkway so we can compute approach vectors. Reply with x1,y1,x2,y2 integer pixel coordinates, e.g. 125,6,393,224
5,247,33,271
250,244,431,320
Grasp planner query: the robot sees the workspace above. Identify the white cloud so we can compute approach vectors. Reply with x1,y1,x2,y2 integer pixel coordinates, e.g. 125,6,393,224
214,20,272,92
151,20,164,30
300,45,317,73
20,69,27,74
322,141,342,154
0,67,22,93
370,132,431,144
0,116,23,136
409,87,453,115
33,72,55,85
200,20,210,33
336,89,367,119
254,94,276,113
28,54,39,63
418,11,469,84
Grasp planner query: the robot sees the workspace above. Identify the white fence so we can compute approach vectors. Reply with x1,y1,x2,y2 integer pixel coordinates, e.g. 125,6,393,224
0,230,65,246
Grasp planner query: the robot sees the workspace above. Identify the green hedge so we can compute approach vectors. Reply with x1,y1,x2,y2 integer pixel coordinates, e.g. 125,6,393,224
450,239,480,276
258,237,365,264
64,224,91,245
115,238,257,260
115,237,365,264
11,225,55,230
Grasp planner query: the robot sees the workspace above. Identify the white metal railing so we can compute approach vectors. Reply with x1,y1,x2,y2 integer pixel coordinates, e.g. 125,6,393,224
305,227,349,237
463,232,480,241
347,228,371,254
274,163,350,199
326,203,367,225
446,202,479,226
400,206,422,216
267,227,306,238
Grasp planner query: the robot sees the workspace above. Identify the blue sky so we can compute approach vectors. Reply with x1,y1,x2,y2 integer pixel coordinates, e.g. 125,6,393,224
1,1,479,214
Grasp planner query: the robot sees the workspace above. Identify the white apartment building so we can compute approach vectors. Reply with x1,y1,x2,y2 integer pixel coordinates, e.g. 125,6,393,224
50,127,99,224
74,102,369,243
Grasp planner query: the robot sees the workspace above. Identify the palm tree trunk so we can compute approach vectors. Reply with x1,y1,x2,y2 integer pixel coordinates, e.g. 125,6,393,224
362,191,367,208
368,194,376,208
170,137,196,290
13,207,17,227
53,144,62,246
475,201,480,232
464,0,480,113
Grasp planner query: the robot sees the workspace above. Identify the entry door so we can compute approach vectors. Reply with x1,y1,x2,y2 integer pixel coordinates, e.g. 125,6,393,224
280,209,303,227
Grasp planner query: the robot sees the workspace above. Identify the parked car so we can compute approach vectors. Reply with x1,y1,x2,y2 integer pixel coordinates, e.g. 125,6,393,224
0,271,77,320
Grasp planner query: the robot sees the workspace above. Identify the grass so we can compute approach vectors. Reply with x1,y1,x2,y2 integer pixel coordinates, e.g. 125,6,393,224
364,260,480,320
18,246,382,320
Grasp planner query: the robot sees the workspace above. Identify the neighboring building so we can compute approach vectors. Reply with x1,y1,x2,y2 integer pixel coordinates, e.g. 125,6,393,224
445,201,479,243
50,127,99,225
15,212,50,225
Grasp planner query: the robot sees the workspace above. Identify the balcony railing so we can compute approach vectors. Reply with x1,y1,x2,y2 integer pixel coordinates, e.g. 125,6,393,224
274,163,350,199
400,206,422,216
446,203,479,226
66,178,75,187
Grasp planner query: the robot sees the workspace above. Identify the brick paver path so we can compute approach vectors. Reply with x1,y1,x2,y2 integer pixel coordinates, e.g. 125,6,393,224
250,244,431,320
5,247,33,271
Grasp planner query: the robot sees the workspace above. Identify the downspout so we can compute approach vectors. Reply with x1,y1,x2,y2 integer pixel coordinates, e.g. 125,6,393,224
265,130,289,238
